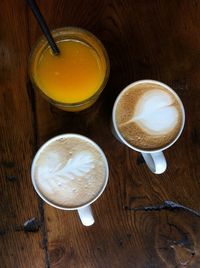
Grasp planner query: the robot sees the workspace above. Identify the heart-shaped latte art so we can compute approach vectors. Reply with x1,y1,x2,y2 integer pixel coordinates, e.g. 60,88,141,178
131,89,179,134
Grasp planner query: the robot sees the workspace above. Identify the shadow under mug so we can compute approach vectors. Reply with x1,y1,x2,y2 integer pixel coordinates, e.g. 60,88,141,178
112,80,185,174
31,134,109,226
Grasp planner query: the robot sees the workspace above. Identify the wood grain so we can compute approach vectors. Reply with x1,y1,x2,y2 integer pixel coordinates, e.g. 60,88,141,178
0,0,45,267
1,0,200,267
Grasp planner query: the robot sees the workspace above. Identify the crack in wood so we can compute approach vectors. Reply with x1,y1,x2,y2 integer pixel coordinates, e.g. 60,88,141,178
125,200,200,217
39,200,51,268
27,76,50,266
26,81,38,150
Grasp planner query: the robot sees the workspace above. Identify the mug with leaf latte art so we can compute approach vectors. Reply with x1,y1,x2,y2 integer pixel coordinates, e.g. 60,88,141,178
31,134,109,226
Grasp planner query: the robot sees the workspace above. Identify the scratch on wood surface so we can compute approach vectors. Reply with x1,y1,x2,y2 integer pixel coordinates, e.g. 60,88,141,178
125,200,200,217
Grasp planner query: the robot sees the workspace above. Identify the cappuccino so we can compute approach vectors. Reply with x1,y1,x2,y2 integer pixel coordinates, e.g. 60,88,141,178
115,82,184,150
32,135,107,208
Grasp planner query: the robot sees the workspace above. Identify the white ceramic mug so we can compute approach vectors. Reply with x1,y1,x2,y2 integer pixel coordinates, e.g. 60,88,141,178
31,134,109,226
112,80,185,174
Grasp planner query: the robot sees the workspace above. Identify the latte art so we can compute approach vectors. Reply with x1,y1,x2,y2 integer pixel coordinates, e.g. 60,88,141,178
54,152,95,179
115,82,183,150
33,137,107,208
124,90,179,134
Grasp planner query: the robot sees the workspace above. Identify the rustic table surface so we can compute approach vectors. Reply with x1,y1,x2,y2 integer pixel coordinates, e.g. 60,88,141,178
1,0,200,267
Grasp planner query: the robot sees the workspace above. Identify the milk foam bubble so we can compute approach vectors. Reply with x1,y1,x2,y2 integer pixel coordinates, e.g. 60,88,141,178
132,89,179,134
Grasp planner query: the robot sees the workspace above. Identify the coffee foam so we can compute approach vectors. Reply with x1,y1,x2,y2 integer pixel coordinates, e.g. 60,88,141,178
132,90,179,134
34,137,106,208
116,83,183,150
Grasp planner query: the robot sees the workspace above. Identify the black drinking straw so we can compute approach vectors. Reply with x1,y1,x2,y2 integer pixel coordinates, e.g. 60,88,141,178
27,0,60,55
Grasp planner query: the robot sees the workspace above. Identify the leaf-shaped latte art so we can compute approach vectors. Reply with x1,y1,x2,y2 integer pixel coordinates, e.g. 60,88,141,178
55,151,94,180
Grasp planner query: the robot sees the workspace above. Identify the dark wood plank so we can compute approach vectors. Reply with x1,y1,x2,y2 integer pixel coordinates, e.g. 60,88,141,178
0,1,45,267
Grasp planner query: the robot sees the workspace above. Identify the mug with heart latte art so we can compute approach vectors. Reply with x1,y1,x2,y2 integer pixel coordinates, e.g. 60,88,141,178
112,80,185,174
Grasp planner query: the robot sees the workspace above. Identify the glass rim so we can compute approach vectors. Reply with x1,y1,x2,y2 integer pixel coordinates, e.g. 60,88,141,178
28,27,110,108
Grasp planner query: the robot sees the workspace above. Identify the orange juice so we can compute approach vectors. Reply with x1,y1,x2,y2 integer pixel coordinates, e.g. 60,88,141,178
29,27,109,111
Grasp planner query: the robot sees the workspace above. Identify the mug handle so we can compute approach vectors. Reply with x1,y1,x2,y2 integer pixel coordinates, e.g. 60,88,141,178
141,151,167,174
78,205,94,226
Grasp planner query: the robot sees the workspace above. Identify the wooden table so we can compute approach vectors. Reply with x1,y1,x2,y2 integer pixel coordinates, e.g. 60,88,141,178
1,0,200,267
